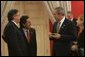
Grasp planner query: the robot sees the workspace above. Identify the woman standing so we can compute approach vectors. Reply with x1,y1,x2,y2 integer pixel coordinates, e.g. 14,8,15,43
76,15,84,56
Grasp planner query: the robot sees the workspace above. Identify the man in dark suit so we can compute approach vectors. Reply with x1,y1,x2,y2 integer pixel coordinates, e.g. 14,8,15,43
2,9,29,56
49,7,77,56
66,11,79,56
66,11,77,26
20,16,37,56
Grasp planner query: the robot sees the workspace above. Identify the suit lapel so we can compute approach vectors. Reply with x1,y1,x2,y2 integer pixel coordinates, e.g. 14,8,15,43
58,18,67,33
29,28,32,38
21,28,27,39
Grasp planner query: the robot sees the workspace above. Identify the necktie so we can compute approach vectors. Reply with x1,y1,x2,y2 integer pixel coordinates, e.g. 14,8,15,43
56,22,61,33
26,30,30,43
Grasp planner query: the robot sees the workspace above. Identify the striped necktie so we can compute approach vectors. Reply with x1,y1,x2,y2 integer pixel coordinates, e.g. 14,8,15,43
56,22,61,33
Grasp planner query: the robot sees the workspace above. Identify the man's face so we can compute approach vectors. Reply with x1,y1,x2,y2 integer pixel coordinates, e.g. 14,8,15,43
25,19,31,29
54,12,62,21
67,13,73,20
13,12,20,23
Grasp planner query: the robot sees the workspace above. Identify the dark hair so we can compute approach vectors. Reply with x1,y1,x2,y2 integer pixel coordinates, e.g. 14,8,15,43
67,11,72,14
7,9,18,22
20,16,29,28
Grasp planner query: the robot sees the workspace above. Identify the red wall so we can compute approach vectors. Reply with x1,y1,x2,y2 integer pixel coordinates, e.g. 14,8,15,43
71,1,84,19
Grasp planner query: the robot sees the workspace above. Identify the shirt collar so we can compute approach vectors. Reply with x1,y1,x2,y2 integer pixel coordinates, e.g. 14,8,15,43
71,18,73,21
60,16,65,23
12,20,20,28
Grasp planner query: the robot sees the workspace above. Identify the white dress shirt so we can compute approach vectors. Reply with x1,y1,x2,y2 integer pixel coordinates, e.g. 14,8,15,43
58,16,65,32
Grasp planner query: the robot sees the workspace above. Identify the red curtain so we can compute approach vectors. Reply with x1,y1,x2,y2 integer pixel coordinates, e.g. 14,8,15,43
49,19,53,55
71,1,84,19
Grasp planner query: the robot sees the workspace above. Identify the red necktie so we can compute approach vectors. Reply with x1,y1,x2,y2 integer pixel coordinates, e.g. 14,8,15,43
26,30,30,43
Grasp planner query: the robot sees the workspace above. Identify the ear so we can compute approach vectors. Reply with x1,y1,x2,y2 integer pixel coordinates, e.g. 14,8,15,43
13,15,15,19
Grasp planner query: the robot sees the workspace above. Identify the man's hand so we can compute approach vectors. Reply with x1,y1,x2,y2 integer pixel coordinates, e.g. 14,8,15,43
49,32,61,39
54,33,61,39
71,44,78,51
49,32,53,38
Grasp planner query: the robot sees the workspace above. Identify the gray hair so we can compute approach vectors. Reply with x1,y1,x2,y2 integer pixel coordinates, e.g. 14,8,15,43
54,7,65,16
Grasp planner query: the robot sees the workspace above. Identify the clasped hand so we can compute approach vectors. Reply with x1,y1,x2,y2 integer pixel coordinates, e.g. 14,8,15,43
49,32,61,39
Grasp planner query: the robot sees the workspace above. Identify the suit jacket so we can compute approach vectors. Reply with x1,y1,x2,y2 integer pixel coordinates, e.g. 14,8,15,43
2,21,29,56
19,27,37,56
51,18,77,56
72,18,77,26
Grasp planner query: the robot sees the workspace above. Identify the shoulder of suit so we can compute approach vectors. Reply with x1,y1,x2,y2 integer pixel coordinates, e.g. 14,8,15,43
30,28,35,31
5,21,14,28
65,18,72,23
63,18,74,26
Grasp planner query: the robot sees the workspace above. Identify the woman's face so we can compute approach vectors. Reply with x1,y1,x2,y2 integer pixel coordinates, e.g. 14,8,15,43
76,17,84,26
